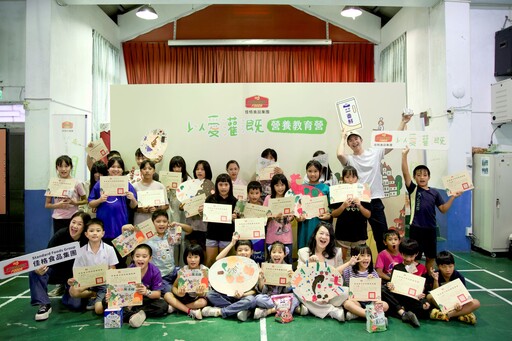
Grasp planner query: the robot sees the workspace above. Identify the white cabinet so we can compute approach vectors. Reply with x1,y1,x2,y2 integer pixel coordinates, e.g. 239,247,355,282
473,153,512,254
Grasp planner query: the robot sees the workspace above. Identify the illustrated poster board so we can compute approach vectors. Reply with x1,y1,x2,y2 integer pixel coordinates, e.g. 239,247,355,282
208,256,259,296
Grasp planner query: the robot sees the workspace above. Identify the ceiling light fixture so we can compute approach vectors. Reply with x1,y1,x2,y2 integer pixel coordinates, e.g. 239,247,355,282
136,5,158,20
340,6,362,20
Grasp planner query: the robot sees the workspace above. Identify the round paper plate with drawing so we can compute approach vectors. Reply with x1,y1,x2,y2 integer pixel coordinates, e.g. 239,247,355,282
176,179,203,203
291,261,347,303
197,179,215,197
209,256,259,296
140,129,168,159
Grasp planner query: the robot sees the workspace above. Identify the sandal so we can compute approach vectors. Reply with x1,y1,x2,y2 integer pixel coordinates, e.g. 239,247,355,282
430,308,449,321
458,313,477,325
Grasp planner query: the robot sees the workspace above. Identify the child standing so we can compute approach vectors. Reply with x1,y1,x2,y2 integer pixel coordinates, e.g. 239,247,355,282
376,230,403,282
426,251,480,324
164,244,208,320
342,245,389,320
226,160,247,186
68,218,118,315
183,160,213,251
205,174,238,267
331,166,371,261
402,147,462,271
304,150,338,186
46,155,88,233
243,181,265,263
297,160,331,249
133,160,169,225
258,148,284,199
264,174,294,265
252,241,307,319
121,244,169,328
202,233,257,321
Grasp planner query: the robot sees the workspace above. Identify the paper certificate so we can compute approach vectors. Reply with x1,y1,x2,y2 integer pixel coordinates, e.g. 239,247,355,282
0,242,80,279
85,139,109,161
390,270,426,300
233,184,247,201
262,263,292,286
430,278,473,313
159,171,182,190
183,194,206,218
203,203,233,224
100,176,129,196
137,189,166,207
112,218,157,258
45,178,75,198
370,130,449,150
268,196,295,216
349,277,381,301
329,183,371,203
442,171,474,196
243,203,270,218
301,195,328,219
106,267,143,308
335,97,363,132
177,268,209,293
257,162,280,181
235,218,266,240
73,264,108,288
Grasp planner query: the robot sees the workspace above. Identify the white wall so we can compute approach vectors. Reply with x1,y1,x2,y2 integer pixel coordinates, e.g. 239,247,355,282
0,1,26,102
470,7,512,148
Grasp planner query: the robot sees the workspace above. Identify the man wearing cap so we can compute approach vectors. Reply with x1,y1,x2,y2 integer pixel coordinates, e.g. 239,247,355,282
336,115,411,252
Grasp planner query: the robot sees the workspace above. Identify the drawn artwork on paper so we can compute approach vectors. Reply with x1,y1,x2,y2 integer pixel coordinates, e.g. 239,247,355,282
209,256,259,296
291,261,347,303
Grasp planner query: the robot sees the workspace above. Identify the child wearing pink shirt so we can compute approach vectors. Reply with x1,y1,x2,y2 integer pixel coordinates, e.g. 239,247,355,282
376,230,403,282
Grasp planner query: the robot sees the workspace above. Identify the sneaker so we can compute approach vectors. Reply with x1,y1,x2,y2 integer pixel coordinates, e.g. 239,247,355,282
237,310,252,322
345,311,359,321
201,306,222,318
48,284,64,297
458,313,477,325
167,305,176,314
129,310,146,328
253,308,268,320
35,304,52,321
188,309,203,320
402,311,420,328
294,304,309,316
430,308,449,322
329,307,345,322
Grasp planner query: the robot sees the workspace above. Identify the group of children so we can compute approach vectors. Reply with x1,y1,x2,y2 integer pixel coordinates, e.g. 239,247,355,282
34,141,479,329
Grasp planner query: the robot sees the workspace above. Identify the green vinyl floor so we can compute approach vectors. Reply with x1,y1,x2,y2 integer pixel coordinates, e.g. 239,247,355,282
0,251,511,341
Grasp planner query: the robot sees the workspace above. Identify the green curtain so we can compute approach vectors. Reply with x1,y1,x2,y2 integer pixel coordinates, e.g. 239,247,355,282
379,33,406,83
92,30,120,140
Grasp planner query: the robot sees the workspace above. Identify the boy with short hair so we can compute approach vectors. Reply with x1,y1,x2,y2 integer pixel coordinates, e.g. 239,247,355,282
383,238,431,328
376,230,403,282
123,243,169,328
245,181,265,263
402,147,462,271
426,251,480,324
68,218,118,315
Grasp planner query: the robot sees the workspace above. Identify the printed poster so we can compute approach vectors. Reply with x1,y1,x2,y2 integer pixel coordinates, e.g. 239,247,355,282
430,278,473,313
112,218,157,258
0,242,80,279
73,264,108,288
106,267,143,308
370,130,449,150
261,263,292,286
177,267,209,293
335,97,363,132
235,217,266,240
349,277,382,301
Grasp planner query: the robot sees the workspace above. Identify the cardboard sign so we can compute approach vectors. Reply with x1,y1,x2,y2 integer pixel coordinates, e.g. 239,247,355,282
209,256,259,296
370,130,449,150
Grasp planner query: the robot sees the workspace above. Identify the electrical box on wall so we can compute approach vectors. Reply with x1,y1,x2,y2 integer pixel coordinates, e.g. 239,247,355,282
495,26,512,76
492,79,512,123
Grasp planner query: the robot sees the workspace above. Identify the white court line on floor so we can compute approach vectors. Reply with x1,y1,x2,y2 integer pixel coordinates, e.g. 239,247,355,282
465,278,512,306
260,315,267,341
0,276,20,287
469,288,512,292
451,253,482,269
0,289,30,309
459,268,512,285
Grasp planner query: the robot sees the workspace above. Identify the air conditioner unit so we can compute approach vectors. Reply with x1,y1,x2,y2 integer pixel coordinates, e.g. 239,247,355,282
492,79,512,123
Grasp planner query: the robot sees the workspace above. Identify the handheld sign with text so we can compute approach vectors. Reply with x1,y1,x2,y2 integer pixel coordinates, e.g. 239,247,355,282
390,270,426,300
182,194,206,218
45,178,75,198
235,218,266,240
442,171,474,196
112,219,157,258
106,267,143,308
203,203,232,224
292,262,346,303
73,264,108,288
177,267,209,293
86,139,109,161
349,277,382,301
159,171,182,190
0,242,80,279
335,97,363,132
100,176,129,196
137,189,166,207
262,263,292,286
209,256,259,296
430,278,473,313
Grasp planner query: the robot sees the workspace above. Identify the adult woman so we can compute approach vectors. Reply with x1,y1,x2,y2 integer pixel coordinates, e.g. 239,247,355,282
296,222,355,322
29,211,91,321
